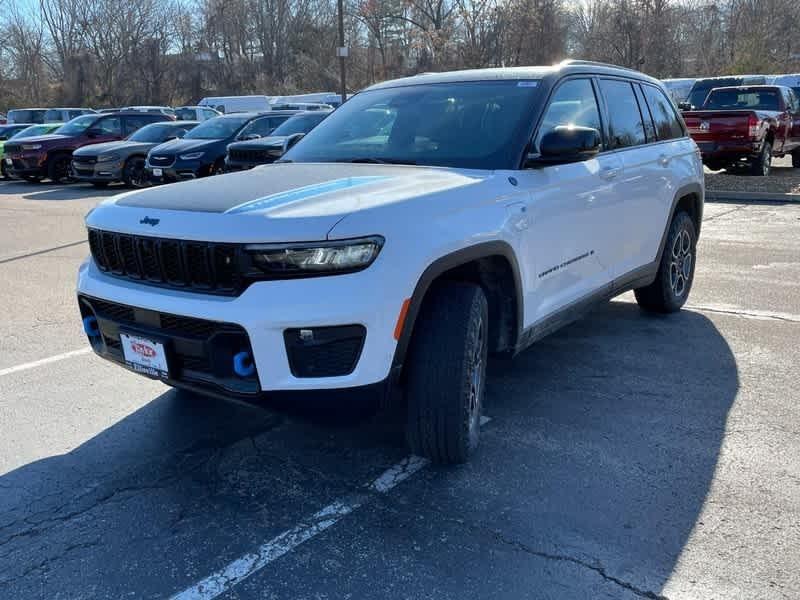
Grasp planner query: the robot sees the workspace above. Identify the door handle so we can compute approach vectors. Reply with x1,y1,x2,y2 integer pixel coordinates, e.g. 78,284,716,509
658,154,670,167
599,167,619,180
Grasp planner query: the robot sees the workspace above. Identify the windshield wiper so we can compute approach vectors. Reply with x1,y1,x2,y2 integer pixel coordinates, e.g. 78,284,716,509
345,157,417,165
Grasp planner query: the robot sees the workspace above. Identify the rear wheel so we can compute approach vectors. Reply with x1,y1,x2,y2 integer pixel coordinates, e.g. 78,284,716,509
405,282,488,464
47,154,73,183
122,156,147,187
635,211,697,313
750,140,772,176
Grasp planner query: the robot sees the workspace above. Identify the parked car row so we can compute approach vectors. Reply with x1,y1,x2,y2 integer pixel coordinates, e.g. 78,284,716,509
1,107,331,187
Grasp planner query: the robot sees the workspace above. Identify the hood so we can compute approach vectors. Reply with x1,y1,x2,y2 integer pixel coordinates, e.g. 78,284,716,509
86,163,486,243
230,136,286,151
13,133,69,145
148,137,221,156
74,140,154,156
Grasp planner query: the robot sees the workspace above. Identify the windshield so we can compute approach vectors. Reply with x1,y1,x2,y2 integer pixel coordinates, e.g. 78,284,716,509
10,125,55,139
272,113,328,136
285,81,541,169
55,115,97,136
185,116,249,140
129,123,190,143
703,89,780,110
0,125,28,140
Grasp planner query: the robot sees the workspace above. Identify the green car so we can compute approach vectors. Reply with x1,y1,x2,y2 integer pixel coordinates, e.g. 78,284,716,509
0,123,63,179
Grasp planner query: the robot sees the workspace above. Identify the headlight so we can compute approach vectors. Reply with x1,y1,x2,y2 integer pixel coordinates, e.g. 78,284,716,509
179,152,204,160
22,144,42,150
245,236,384,277
96,154,119,162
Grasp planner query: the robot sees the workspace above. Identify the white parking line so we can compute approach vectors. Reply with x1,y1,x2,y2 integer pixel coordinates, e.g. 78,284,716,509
171,416,492,600
0,348,92,378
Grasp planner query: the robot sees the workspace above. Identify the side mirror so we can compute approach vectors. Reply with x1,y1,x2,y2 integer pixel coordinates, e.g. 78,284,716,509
678,102,691,111
240,133,262,141
164,135,179,142
282,132,305,155
526,126,601,167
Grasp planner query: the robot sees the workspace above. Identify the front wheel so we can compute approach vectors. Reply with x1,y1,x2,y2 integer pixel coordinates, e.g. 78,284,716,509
47,155,74,183
405,282,488,464
122,156,148,187
635,211,697,313
750,140,772,176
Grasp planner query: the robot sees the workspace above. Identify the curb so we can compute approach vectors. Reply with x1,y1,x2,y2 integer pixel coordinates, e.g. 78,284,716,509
706,190,800,203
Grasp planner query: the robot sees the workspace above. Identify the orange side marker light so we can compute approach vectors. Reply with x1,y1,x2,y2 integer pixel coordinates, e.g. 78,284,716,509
394,298,411,340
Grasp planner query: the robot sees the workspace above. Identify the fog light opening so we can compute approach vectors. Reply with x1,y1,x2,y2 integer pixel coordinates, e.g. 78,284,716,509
82,316,100,337
233,351,256,377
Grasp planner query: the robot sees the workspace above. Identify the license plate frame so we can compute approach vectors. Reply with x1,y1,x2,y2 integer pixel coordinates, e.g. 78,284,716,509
119,330,171,380
152,168,163,177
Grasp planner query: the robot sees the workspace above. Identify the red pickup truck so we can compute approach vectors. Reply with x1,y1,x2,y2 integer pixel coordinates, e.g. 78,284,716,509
683,85,800,175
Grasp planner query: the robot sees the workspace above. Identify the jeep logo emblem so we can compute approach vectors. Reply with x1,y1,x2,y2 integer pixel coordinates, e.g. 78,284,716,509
140,216,160,226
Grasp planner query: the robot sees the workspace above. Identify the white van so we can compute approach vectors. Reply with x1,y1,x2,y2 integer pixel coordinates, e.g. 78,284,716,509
769,74,800,98
661,78,696,104
197,96,272,114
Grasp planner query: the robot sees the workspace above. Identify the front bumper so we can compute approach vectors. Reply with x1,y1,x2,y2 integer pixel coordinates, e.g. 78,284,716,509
76,257,400,393
72,160,124,182
5,152,47,177
145,159,209,183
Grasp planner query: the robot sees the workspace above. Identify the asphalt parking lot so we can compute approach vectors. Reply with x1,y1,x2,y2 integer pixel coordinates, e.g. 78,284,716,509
1,178,798,599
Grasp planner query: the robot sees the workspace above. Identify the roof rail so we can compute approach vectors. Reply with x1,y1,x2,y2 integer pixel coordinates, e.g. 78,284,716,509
557,59,641,74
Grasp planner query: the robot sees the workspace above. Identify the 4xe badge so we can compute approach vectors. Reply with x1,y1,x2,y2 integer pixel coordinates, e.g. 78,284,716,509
140,216,160,226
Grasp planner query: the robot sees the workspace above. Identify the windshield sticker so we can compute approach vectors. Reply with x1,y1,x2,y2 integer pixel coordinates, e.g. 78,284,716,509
517,81,539,87
225,176,392,214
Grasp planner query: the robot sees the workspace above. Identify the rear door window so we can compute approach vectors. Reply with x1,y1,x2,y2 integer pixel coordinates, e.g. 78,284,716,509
598,79,647,149
95,116,122,136
535,78,602,151
641,85,685,140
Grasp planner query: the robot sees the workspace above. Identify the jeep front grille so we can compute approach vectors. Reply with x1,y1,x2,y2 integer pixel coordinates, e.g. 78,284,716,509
88,229,241,295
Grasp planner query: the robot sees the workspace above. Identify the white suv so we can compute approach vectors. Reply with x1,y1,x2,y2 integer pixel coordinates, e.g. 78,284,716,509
77,60,704,463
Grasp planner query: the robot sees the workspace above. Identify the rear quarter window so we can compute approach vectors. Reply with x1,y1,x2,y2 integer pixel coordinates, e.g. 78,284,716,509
641,85,685,140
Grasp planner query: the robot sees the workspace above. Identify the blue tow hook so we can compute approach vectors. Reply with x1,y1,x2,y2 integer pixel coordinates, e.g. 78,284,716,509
83,316,100,337
233,351,256,377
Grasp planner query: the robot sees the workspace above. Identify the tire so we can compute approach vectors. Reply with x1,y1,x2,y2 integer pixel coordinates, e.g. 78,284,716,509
122,156,147,187
634,211,697,313
405,282,488,464
47,154,74,183
22,175,42,183
0,161,7,180
91,182,109,188
750,140,772,176
209,159,225,176
792,150,800,169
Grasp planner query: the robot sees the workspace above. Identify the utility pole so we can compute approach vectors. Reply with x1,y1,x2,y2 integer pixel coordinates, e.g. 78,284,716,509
337,0,347,105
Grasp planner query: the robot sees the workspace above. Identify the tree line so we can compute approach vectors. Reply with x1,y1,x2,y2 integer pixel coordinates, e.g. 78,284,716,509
1,0,798,109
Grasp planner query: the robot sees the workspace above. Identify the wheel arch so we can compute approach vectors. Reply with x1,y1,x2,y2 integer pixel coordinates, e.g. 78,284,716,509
656,182,703,265
392,241,524,374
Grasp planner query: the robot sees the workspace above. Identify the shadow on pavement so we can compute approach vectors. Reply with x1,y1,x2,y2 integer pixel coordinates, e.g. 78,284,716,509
0,180,122,200
0,300,738,598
